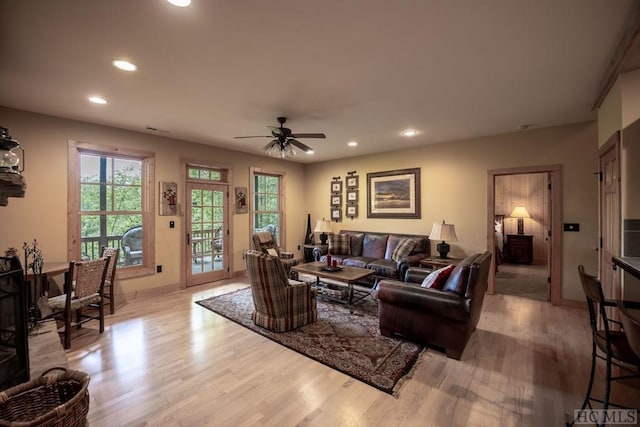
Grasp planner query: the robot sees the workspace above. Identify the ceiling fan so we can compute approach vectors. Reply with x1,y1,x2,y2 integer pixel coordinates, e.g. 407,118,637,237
234,116,326,157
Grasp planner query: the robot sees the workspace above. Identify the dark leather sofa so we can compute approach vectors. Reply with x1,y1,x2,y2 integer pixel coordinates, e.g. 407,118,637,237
312,230,430,282
377,251,492,360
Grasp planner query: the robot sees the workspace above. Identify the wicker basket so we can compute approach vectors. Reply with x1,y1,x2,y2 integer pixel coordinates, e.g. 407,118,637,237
0,367,90,427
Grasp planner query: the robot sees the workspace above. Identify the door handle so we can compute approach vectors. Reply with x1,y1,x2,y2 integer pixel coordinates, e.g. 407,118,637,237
612,262,617,271
186,233,190,245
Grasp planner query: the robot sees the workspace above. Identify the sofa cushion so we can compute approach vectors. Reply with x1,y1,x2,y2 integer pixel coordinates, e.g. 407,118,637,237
411,237,428,254
347,232,365,257
420,264,455,289
442,254,480,296
391,238,417,262
367,258,399,279
384,235,403,259
328,233,351,255
342,256,377,269
362,234,388,259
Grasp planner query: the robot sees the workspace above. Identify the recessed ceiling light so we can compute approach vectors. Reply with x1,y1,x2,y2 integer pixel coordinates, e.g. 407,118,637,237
113,59,137,71
306,150,314,155
348,141,358,147
166,0,191,6
401,129,418,137
89,96,107,104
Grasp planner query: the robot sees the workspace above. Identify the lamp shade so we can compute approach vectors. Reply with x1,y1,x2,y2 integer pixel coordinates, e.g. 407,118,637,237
510,206,530,218
314,219,332,233
429,221,458,242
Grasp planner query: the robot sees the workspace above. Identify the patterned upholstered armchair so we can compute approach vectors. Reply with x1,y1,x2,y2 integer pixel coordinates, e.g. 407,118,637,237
244,250,317,332
251,231,299,278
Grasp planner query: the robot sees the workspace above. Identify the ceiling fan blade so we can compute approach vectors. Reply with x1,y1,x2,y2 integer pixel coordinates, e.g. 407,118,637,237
233,135,271,139
290,133,326,139
289,139,314,153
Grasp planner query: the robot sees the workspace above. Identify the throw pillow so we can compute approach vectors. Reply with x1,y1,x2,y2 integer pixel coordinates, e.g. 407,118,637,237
391,238,417,262
266,248,279,257
420,264,455,289
328,233,351,255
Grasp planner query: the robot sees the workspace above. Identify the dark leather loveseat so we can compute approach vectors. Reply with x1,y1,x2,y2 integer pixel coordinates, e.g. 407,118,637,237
377,251,492,360
312,230,430,282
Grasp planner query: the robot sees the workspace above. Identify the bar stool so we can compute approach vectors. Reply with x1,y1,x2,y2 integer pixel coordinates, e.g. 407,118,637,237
567,266,640,427
619,303,640,358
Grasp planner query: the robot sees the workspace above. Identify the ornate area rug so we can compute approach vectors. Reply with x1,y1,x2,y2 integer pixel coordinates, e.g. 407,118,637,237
196,287,425,395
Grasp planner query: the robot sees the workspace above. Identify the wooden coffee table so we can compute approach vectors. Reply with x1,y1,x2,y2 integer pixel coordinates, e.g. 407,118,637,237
292,261,377,312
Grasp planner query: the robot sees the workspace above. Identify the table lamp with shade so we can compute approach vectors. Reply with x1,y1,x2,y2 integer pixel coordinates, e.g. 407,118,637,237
510,206,530,235
429,220,458,259
314,218,333,245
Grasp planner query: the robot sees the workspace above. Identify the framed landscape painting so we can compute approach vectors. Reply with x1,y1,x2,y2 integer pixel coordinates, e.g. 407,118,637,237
366,168,420,218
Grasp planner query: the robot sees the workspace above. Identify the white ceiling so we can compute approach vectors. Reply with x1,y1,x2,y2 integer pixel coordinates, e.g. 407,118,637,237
0,0,635,163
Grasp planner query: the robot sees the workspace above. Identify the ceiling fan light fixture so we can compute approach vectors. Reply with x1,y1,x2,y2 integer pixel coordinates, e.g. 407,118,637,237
266,142,296,158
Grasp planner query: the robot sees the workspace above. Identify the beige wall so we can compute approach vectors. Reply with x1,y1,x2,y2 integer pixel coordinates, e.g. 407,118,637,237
621,68,640,129
1,107,600,303
598,77,622,147
305,122,600,302
0,107,307,296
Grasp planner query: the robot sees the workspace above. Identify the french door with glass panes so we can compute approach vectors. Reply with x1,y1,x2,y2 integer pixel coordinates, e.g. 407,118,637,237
186,182,228,286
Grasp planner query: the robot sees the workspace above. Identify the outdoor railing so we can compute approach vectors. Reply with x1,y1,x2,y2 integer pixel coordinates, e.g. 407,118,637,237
80,235,122,263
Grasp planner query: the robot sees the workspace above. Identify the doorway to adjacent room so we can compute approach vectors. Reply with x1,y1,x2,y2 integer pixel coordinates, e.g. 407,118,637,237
487,165,563,305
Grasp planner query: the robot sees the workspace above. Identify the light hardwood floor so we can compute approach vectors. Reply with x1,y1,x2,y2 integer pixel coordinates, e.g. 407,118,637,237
64,279,640,426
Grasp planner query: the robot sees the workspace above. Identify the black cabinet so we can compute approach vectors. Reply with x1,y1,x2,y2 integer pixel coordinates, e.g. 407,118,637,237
505,234,533,264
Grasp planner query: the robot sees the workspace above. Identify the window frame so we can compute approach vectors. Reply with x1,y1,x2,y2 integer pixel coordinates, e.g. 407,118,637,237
250,167,286,246
68,140,155,279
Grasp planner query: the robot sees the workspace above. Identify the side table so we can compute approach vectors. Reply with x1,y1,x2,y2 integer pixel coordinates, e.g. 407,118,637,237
419,257,461,270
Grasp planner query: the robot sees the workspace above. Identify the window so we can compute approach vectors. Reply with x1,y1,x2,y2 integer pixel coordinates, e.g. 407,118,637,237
187,166,226,182
68,141,155,278
251,169,284,244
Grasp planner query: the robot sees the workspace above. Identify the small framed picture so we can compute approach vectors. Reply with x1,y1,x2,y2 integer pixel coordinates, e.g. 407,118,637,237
331,207,342,221
346,175,359,189
346,189,358,203
331,194,342,206
346,204,358,218
331,180,342,194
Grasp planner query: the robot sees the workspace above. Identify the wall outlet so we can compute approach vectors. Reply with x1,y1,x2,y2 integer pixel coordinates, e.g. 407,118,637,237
156,265,162,273
297,245,301,250
169,221,175,228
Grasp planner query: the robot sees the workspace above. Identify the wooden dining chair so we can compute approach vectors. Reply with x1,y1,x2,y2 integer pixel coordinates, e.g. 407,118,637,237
100,246,120,315
46,257,110,349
